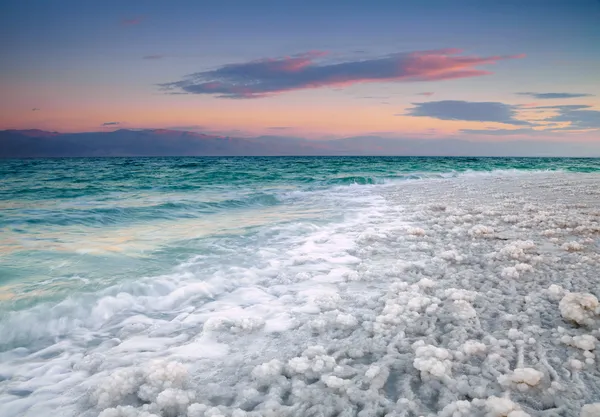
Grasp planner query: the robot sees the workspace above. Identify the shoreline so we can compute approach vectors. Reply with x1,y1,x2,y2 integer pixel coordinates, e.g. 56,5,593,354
1,172,600,416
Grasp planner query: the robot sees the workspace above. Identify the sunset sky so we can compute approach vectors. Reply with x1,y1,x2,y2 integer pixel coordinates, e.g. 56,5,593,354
1,0,600,141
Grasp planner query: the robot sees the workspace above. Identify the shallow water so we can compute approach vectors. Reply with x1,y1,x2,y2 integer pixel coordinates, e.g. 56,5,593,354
1,157,599,416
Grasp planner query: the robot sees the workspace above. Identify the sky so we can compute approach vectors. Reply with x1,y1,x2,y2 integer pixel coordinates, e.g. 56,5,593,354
1,0,600,143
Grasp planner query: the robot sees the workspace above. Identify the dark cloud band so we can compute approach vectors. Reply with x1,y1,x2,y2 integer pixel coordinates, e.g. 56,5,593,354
403,100,531,125
516,92,594,99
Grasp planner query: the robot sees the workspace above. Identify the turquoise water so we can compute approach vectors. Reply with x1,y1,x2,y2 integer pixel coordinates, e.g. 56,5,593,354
1,156,599,310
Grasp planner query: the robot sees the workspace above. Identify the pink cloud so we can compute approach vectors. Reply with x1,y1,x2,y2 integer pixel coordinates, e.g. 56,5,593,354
161,49,525,99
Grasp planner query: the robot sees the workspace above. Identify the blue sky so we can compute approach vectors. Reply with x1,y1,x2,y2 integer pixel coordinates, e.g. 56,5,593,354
1,0,599,142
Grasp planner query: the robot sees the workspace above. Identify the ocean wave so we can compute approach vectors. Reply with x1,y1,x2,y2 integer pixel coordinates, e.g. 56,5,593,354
286,168,569,191
0,193,283,228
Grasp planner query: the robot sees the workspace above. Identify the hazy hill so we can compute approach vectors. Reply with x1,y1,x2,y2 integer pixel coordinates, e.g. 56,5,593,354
1,129,599,157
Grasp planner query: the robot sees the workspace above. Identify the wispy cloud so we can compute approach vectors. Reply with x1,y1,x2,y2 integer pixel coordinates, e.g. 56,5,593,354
358,95,391,99
122,17,143,26
528,104,591,110
516,92,594,99
31,108,40,111
462,103,600,133
540,105,600,130
417,92,434,96
267,126,293,130
461,128,541,135
403,100,531,125
165,125,207,131
143,55,164,60
160,49,524,99
102,121,120,126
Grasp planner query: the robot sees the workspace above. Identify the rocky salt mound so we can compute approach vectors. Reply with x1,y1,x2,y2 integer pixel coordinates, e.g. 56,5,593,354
1,173,600,417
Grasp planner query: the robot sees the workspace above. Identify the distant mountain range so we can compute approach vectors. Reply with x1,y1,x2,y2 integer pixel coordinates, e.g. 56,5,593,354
1,128,598,157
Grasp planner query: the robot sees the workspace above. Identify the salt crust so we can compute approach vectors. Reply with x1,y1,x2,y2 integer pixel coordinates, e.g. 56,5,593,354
2,172,600,417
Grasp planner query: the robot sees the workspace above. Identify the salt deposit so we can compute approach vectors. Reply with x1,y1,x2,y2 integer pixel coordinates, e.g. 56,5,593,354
1,172,600,417
581,403,600,417
484,396,531,417
498,367,544,390
559,292,599,326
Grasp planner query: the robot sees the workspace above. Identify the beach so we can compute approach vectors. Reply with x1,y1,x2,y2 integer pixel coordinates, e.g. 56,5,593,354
1,158,599,416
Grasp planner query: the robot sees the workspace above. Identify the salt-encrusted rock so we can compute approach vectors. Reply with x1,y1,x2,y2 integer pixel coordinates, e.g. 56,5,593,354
515,263,533,273
335,313,358,328
187,404,209,417
469,225,494,237
412,342,452,379
313,293,343,310
562,241,584,252
498,368,543,390
451,300,477,320
92,368,142,409
417,277,436,288
484,396,531,417
501,267,520,279
548,284,565,298
287,345,337,378
499,241,535,260
462,340,487,356
559,292,599,326
363,364,390,390
204,407,227,417
438,400,472,417
321,375,349,390
444,288,477,302
561,334,597,351
439,250,464,263
251,359,284,381
92,361,189,410
98,406,160,417
570,359,584,370
155,388,195,416
581,403,600,417
407,227,426,236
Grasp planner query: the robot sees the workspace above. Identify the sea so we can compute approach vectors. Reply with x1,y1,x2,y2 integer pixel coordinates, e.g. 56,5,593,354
1,156,600,417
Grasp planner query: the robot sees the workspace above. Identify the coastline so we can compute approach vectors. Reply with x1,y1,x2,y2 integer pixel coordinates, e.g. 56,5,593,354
1,169,600,416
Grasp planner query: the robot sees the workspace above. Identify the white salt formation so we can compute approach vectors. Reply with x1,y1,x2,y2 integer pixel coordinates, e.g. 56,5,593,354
562,241,584,252
468,224,495,237
559,292,599,326
498,368,544,391
484,396,531,417
561,334,597,351
580,403,600,417
1,172,600,417
412,341,453,380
